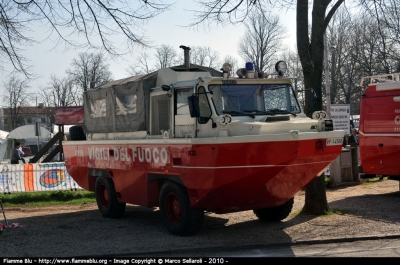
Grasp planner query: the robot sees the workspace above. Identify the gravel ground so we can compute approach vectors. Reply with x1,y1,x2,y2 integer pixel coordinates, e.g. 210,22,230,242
1,179,400,257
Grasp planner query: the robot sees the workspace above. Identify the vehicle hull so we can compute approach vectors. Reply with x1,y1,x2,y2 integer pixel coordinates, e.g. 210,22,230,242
64,133,342,213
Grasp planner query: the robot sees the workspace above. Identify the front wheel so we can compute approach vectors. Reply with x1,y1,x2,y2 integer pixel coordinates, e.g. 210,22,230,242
95,177,126,218
159,181,204,236
253,197,294,222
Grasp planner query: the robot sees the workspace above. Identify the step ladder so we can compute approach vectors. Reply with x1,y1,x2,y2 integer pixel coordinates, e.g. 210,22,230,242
0,198,8,226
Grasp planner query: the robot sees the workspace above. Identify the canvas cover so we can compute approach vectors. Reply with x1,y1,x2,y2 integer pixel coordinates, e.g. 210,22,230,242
82,64,221,134
83,72,157,134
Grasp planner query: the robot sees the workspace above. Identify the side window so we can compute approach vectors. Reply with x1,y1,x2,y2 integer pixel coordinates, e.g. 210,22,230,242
175,88,193,115
198,86,212,123
174,88,196,138
151,95,170,135
289,89,301,112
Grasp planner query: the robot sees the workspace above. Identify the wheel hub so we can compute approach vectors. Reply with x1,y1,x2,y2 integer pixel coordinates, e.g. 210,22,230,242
165,192,182,223
99,184,109,208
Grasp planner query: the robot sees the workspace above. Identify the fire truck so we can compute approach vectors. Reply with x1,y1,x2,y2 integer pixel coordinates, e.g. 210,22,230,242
358,73,400,180
62,46,344,236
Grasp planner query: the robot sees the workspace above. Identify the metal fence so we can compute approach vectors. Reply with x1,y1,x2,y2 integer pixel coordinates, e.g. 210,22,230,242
0,162,83,194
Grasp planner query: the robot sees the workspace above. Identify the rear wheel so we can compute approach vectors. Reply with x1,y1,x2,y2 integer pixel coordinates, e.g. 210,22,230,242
159,181,204,236
253,197,294,222
95,177,125,218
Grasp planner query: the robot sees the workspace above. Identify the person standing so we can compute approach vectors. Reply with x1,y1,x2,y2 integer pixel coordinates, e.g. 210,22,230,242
10,142,24,164
347,128,361,166
342,135,348,148
17,146,26,164
347,128,359,147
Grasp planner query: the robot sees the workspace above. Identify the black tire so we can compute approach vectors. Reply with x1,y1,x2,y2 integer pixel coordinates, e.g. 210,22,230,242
159,181,204,236
253,197,294,222
95,177,126,218
69,125,86,141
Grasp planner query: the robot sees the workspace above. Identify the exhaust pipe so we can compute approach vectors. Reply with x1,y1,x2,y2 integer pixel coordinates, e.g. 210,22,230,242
179,45,191,70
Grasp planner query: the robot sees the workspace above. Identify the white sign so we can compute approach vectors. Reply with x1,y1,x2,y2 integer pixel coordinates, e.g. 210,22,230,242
326,138,344,146
330,104,351,134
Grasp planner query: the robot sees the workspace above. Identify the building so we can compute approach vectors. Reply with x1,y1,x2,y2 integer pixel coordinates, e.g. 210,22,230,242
1,105,57,132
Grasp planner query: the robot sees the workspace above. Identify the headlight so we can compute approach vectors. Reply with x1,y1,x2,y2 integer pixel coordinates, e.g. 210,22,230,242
312,111,328,120
220,114,232,125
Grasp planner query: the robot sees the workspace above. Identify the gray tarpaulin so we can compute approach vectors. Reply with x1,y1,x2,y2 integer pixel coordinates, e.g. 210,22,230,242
83,72,157,134
82,64,221,134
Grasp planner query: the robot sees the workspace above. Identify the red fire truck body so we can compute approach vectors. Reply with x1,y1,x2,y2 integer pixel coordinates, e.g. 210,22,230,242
359,74,400,178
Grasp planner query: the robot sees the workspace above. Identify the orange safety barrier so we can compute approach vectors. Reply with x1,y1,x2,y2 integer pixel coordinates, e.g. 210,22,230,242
23,164,34,191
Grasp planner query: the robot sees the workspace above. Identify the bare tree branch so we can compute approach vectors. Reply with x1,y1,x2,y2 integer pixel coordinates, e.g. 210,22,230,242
155,44,179,69
2,74,32,130
191,0,276,26
238,10,287,72
67,51,113,92
324,0,345,31
126,52,155,75
0,0,171,76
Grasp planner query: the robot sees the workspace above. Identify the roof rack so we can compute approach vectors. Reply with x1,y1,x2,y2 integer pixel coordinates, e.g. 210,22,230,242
360,73,400,86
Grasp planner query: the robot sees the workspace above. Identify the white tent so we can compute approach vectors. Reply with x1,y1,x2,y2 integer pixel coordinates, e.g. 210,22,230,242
7,125,52,156
0,130,9,161
8,125,51,140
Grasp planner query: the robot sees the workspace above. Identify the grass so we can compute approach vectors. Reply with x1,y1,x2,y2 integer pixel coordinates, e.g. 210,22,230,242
362,176,388,185
325,176,330,187
0,190,96,207
325,208,350,216
291,207,350,217
290,209,303,216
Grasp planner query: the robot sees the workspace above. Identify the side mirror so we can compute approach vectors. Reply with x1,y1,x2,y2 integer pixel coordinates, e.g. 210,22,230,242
162,85,171,91
188,95,200,118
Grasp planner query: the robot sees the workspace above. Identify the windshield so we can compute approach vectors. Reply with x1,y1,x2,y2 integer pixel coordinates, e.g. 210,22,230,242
209,84,301,115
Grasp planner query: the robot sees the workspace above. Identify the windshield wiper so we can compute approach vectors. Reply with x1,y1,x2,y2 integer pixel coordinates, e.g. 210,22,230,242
267,109,297,117
243,110,274,115
223,110,255,119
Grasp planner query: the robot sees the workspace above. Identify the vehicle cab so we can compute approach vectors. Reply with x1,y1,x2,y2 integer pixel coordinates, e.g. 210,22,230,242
148,61,333,140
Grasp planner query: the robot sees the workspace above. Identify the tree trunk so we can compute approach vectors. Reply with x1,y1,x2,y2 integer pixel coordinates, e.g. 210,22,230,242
297,0,336,215
303,174,331,215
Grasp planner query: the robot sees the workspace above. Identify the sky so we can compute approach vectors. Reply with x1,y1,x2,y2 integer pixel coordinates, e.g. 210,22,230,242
0,1,297,105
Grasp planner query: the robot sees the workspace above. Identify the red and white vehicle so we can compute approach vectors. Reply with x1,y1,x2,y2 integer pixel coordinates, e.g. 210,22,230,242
62,48,344,236
358,73,400,180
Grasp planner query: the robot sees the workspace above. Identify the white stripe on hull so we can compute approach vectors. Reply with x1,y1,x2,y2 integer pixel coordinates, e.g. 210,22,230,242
172,160,334,169
64,131,344,146
359,131,400,137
